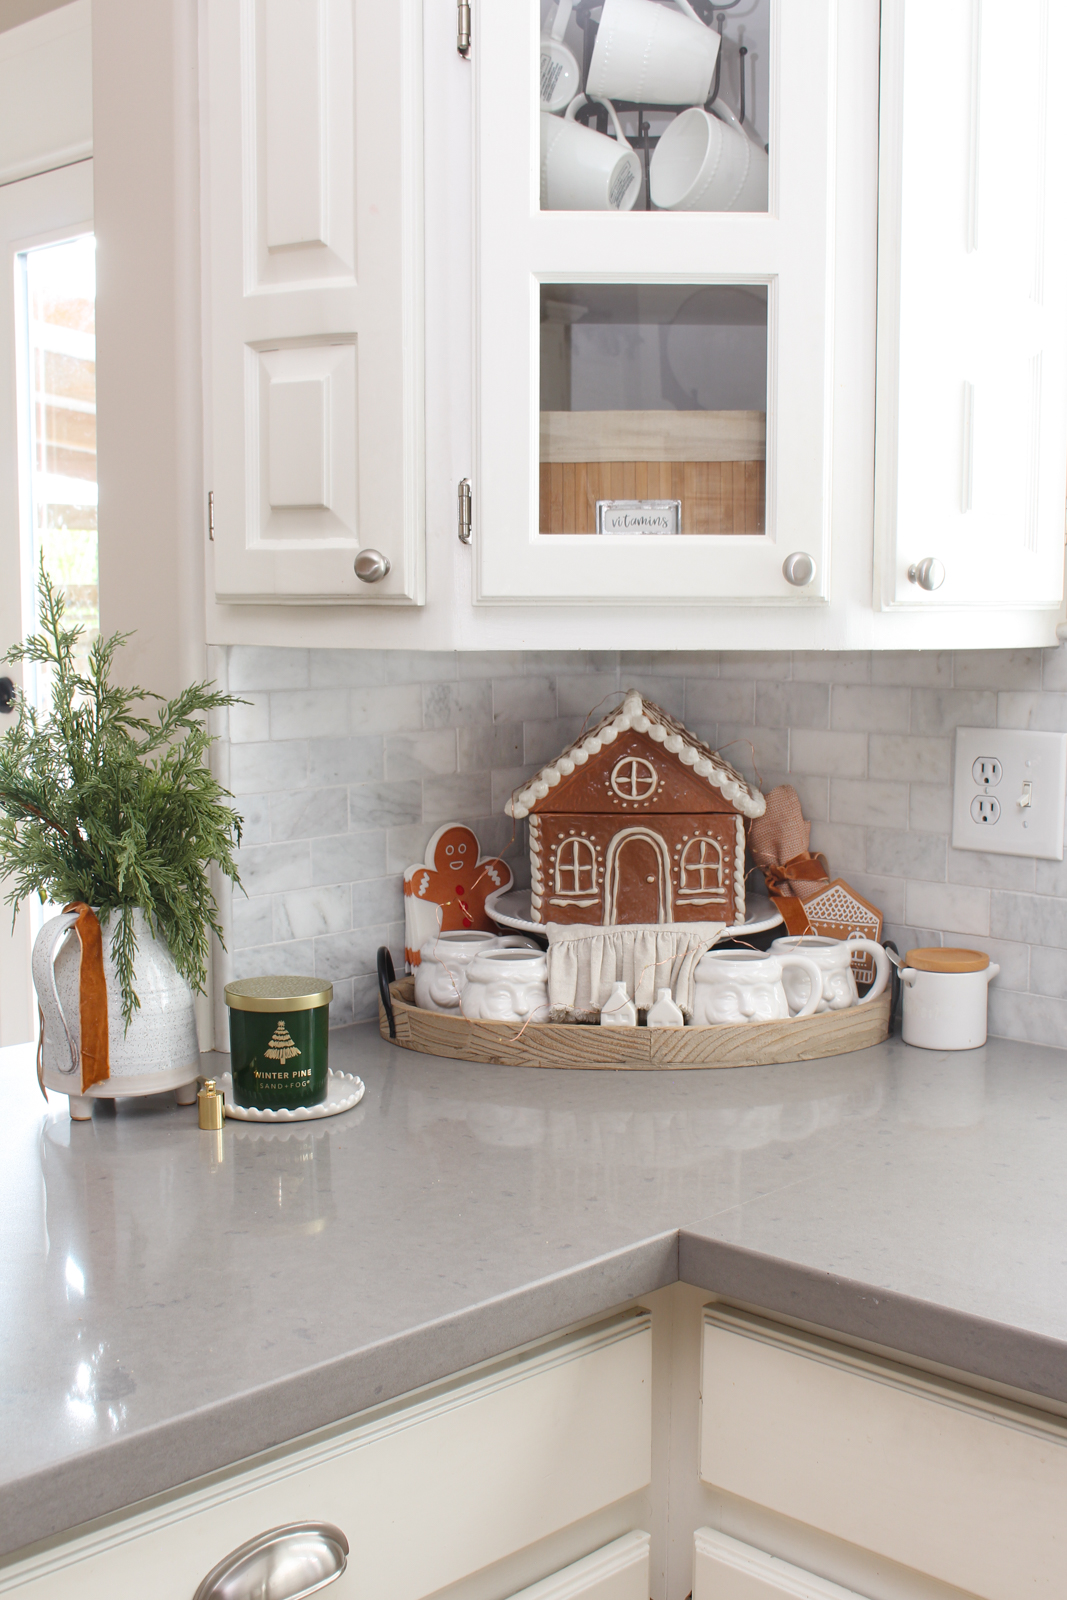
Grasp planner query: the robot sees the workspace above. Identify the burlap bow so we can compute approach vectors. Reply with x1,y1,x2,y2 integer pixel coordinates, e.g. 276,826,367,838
747,786,830,933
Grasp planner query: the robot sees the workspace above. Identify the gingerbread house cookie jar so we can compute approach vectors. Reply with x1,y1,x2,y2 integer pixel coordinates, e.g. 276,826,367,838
505,692,765,927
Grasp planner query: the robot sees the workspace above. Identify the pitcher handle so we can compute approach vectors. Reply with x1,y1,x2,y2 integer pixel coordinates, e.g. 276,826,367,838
31,911,81,1077
846,937,892,1005
778,954,824,1019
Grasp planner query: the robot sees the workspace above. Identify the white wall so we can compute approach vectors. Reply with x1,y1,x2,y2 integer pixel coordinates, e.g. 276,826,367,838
0,1,91,184
92,0,206,701
214,643,1067,1049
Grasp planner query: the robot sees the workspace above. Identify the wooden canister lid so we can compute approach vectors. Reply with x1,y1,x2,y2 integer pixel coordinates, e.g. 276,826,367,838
904,947,989,973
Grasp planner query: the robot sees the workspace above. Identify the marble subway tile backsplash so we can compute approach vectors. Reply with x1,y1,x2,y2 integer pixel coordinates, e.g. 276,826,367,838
212,645,1067,1046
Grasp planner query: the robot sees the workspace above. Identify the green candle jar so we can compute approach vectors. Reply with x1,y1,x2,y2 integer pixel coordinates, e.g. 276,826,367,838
224,977,333,1109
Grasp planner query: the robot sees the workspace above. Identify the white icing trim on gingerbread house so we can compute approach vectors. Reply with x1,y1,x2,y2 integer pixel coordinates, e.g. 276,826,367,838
505,691,766,822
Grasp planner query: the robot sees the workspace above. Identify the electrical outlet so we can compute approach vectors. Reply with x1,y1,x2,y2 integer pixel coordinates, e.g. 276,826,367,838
952,727,1067,860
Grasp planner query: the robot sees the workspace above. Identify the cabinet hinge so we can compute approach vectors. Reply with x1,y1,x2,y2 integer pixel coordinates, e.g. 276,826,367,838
208,489,215,542
457,0,471,58
458,478,472,545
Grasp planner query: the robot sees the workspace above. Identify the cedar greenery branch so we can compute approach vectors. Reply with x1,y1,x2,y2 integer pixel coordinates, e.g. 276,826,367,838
0,567,245,1026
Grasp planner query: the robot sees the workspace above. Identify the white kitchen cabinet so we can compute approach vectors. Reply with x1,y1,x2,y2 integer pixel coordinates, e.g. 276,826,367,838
201,0,424,605
473,0,837,608
509,1531,650,1600
0,1312,651,1599
197,0,1067,648
693,1528,866,1600
874,0,1067,616
699,1305,1067,1600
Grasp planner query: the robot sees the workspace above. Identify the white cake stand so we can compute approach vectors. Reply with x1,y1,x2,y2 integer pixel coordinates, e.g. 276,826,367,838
484,887,783,939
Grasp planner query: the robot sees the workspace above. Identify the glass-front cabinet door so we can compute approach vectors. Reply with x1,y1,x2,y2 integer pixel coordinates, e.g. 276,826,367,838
474,0,837,605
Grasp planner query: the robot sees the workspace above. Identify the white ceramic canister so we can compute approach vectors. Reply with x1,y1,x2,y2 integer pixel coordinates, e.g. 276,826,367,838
414,931,536,1014
690,949,823,1026
460,948,551,1024
899,948,1000,1050
32,906,201,1119
771,935,890,1014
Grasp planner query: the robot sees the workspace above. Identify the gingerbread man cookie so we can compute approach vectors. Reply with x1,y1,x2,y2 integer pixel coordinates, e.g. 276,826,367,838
403,823,513,966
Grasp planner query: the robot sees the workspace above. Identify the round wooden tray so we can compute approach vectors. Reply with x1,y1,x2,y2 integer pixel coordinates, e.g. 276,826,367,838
378,979,891,1071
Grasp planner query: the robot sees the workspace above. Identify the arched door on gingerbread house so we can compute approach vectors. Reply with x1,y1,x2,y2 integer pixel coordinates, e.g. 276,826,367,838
605,829,673,925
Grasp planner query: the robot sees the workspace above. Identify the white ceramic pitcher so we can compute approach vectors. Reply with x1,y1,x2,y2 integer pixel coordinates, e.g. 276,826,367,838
32,907,201,1119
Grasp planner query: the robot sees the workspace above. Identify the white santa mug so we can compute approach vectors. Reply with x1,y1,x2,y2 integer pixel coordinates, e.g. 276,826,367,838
541,97,643,212
771,935,890,1015
460,948,551,1024
586,0,721,107
415,932,536,1014
690,949,823,1026
649,102,769,212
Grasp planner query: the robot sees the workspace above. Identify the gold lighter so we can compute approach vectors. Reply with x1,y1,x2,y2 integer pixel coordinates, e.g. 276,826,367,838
197,1078,225,1131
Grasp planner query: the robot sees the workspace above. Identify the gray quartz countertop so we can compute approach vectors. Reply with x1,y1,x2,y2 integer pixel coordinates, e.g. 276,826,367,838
3,1024,1067,1561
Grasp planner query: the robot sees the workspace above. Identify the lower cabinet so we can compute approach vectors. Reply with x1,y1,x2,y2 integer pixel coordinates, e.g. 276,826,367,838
511,1532,650,1600
0,1312,651,1600
700,1306,1067,1600
694,1528,864,1600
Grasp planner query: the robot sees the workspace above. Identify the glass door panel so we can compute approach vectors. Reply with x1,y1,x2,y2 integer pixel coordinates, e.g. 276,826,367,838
539,0,770,214
18,233,98,681
539,282,767,535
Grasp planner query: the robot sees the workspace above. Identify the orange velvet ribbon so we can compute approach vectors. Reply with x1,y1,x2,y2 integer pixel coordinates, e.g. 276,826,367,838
760,853,830,937
62,903,111,1092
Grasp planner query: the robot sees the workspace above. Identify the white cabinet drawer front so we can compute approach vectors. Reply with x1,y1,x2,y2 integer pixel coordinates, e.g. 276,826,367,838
1,1314,651,1600
509,1531,650,1600
700,1309,1067,1600
694,1528,867,1600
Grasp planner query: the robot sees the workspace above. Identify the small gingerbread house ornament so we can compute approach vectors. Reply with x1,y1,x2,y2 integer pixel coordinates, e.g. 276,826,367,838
506,691,765,928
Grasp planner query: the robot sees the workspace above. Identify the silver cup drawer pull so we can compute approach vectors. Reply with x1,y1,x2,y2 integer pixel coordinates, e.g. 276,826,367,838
192,1522,349,1600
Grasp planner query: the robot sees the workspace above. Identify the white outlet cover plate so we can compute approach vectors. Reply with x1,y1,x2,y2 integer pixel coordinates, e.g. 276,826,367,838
952,727,1067,860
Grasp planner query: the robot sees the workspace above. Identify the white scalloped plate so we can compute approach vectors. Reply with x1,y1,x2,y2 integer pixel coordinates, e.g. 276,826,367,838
485,887,783,939
219,1070,365,1122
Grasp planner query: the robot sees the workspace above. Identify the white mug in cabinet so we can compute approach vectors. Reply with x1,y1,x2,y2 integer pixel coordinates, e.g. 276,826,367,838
585,0,721,107
771,935,890,1015
690,950,823,1026
650,102,769,212
899,949,1000,1051
460,948,551,1024
541,98,642,212
540,0,581,114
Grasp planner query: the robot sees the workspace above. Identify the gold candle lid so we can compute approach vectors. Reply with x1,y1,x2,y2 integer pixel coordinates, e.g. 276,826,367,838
224,976,333,1013
198,1078,225,1130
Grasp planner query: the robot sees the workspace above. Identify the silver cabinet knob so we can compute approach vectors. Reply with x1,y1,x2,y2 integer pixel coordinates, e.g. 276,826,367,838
907,557,945,591
354,549,391,583
193,1522,348,1600
782,552,816,587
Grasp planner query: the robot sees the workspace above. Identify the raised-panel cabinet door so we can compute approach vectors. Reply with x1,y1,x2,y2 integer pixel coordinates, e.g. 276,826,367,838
507,1533,650,1600
875,0,1067,612
694,1529,865,1600
203,0,424,604
473,0,837,606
